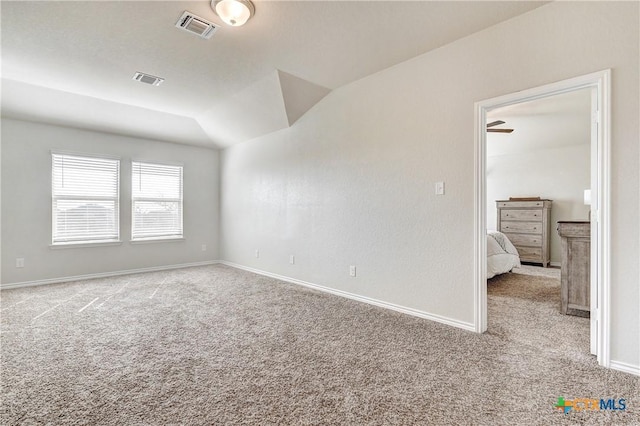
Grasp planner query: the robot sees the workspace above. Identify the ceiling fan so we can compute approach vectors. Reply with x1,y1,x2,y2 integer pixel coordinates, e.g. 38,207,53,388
487,120,514,133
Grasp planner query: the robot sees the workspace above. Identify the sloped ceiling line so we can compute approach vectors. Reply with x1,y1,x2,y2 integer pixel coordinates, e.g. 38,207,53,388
1,70,330,149
195,70,330,148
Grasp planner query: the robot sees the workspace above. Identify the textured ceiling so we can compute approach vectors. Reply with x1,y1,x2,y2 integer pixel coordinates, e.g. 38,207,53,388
1,1,547,148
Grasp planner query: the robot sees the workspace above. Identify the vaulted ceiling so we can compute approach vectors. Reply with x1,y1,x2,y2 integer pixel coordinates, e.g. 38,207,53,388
1,1,546,149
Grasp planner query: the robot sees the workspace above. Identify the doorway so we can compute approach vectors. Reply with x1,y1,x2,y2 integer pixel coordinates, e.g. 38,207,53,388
473,70,611,368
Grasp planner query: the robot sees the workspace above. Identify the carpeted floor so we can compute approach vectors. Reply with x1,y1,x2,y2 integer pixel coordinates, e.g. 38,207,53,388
487,265,592,365
1,264,638,425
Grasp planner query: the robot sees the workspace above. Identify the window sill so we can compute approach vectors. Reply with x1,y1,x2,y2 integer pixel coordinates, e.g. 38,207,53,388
50,240,123,249
130,237,185,244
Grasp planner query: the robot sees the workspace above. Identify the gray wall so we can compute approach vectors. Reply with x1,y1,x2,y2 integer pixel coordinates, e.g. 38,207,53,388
1,119,220,284
220,2,639,369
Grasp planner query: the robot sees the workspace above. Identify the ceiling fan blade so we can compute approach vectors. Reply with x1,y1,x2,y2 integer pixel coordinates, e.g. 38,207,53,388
486,120,506,128
487,128,514,133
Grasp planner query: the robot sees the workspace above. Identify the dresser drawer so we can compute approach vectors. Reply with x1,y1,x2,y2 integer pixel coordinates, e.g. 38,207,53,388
504,233,542,247
518,246,542,260
500,221,542,234
497,201,546,209
500,209,543,222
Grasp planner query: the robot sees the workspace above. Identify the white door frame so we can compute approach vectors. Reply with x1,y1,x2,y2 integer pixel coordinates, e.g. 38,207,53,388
473,70,611,368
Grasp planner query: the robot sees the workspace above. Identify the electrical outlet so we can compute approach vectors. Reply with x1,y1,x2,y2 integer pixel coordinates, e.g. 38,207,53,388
289,255,295,265
201,244,207,251
349,265,356,277
16,258,25,268
435,181,445,195
255,249,260,258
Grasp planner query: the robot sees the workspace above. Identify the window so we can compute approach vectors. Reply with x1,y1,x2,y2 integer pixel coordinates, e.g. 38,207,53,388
132,162,183,240
52,153,120,245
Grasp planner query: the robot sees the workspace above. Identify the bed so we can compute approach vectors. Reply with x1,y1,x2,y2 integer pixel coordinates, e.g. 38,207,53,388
487,231,521,279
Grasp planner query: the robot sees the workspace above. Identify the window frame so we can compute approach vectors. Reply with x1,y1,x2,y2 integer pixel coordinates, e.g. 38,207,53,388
130,160,184,242
51,152,121,246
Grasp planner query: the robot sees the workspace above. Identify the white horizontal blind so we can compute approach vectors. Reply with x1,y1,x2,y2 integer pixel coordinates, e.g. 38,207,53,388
52,154,120,244
132,162,183,240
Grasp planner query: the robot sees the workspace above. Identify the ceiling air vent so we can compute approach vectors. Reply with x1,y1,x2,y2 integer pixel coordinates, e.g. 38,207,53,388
132,72,164,86
175,11,219,39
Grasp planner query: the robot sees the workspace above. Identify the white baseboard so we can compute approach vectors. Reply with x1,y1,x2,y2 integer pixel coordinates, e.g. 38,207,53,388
220,261,476,332
610,360,640,377
0,261,219,290
549,261,561,268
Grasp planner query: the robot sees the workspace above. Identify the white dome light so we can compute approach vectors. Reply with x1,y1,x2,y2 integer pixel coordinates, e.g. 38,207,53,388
212,0,255,27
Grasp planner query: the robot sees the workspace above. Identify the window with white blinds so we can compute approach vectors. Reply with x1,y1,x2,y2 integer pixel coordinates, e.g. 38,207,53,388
52,154,120,244
132,162,183,240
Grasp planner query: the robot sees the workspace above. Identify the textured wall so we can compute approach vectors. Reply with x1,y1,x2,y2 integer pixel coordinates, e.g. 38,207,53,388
1,119,220,284
220,2,639,368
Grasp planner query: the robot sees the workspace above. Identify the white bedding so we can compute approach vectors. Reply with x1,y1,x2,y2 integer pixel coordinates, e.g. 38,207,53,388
487,231,521,279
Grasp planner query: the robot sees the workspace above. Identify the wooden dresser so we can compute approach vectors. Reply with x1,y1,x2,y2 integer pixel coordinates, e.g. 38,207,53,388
496,199,552,267
557,221,590,316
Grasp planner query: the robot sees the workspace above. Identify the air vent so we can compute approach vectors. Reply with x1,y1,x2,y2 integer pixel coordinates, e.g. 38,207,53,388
132,72,164,86
175,11,219,39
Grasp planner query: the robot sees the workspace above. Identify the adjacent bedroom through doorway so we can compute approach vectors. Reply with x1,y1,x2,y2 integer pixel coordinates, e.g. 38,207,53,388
484,89,593,359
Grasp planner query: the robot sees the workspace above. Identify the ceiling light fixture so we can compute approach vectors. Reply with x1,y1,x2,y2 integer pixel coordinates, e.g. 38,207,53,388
211,0,254,27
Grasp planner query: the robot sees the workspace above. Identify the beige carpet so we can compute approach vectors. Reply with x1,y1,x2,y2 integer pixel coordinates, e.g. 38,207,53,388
488,265,591,364
1,264,638,424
